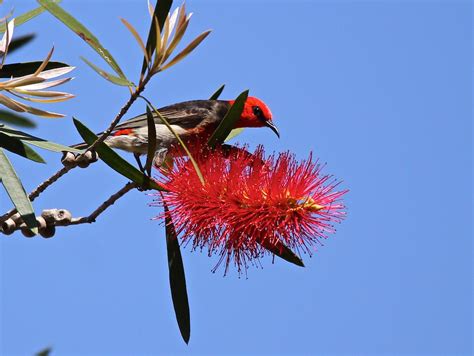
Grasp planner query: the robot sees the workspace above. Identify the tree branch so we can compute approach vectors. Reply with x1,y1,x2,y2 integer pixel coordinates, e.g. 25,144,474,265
0,73,153,227
0,165,73,223
2,182,138,236
69,181,137,225
84,74,152,153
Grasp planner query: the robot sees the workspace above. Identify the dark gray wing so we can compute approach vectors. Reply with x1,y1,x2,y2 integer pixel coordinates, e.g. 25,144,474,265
114,100,231,131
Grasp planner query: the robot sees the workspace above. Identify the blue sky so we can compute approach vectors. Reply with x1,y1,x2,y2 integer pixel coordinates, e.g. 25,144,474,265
1,0,472,355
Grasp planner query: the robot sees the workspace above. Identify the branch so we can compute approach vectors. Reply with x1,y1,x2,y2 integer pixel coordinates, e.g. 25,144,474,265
0,165,73,223
1,182,138,237
85,74,152,153
0,73,153,225
69,181,137,224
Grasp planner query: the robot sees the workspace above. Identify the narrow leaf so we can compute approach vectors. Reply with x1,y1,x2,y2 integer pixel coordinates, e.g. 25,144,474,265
0,125,82,153
8,34,36,53
0,94,64,118
224,128,244,142
81,57,133,87
144,105,157,176
21,104,64,118
13,88,74,98
0,20,13,70
161,7,189,63
150,16,162,70
0,132,45,163
207,90,248,148
0,148,37,232
147,0,155,18
0,1,62,33
33,46,54,76
0,19,14,55
209,84,225,100
73,118,163,190
120,18,149,63
0,75,45,89
258,238,305,267
141,0,172,74
167,7,180,39
0,61,69,78
164,201,191,344
160,30,211,71
9,90,73,103
152,12,172,71
0,93,27,112
0,110,36,128
38,66,74,80
140,96,205,185
37,0,127,79
16,77,72,91
35,347,52,356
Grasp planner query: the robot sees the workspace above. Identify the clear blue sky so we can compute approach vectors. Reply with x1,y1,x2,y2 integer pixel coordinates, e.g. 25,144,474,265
1,0,472,355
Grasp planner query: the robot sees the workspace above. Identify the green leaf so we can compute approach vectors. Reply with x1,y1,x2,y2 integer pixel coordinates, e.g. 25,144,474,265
164,201,190,344
140,96,205,185
258,238,305,267
141,0,173,75
224,128,244,142
209,84,225,100
0,132,45,163
35,347,52,356
0,125,82,153
37,0,127,80
207,90,248,148
0,148,37,233
80,57,133,87
0,1,62,33
0,110,36,128
144,105,157,176
8,34,36,53
72,118,163,190
0,61,69,78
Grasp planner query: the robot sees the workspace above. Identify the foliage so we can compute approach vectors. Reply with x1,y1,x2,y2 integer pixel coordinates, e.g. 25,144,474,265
0,0,347,346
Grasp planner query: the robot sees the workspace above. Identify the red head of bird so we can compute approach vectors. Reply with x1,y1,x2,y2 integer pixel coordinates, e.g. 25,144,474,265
230,96,280,137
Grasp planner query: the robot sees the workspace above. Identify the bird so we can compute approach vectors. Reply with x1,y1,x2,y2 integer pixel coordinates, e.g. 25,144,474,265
74,96,279,168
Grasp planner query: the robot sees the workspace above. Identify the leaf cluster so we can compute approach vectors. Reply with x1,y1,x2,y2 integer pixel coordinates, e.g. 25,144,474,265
0,0,304,346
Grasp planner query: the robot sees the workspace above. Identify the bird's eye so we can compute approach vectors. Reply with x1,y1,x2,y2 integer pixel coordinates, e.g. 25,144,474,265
252,106,264,119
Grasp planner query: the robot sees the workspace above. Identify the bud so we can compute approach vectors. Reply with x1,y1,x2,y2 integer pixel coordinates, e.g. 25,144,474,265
39,224,55,238
61,152,76,167
1,219,16,235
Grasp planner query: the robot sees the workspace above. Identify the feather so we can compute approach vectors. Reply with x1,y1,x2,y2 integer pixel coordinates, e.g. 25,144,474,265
114,100,231,131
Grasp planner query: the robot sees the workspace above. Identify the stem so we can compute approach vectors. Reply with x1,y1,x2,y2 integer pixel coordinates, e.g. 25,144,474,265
69,182,137,224
0,165,73,223
0,73,153,227
85,74,152,153
4,182,138,233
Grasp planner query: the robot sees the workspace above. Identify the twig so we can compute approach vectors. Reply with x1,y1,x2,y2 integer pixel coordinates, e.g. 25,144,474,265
84,75,152,153
3,182,138,235
0,73,153,226
0,165,73,223
69,181,137,224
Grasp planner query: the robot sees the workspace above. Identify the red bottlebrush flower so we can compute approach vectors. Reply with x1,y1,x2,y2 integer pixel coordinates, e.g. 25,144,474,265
153,146,347,275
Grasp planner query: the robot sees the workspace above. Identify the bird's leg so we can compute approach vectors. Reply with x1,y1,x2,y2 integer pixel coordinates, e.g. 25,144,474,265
134,153,145,173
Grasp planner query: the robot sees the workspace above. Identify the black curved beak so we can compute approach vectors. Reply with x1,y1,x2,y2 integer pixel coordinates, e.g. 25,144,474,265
264,120,280,138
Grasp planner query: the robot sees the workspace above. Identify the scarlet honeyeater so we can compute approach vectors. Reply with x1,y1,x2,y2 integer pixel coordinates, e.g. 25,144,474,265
154,146,347,275
75,97,279,162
